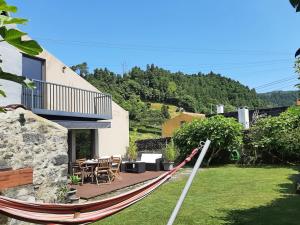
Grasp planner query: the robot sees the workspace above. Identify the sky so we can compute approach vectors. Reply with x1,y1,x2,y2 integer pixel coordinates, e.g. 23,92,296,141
9,0,300,93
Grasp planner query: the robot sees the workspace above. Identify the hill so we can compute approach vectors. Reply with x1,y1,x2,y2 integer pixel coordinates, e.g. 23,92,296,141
82,64,267,137
86,64,265,113
258,91,298,107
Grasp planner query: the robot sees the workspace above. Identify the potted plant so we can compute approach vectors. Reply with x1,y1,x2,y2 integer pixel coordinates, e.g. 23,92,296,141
56,184,79,204
69,175,81,186
163,141,177,171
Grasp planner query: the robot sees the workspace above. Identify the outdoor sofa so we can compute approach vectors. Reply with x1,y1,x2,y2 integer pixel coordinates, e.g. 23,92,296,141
136,153,163,171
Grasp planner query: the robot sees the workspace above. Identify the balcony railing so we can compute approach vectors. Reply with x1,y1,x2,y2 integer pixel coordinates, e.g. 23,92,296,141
21,79,112,120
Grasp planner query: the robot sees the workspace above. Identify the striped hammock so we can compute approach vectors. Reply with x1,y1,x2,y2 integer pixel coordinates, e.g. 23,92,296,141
0,147,200,225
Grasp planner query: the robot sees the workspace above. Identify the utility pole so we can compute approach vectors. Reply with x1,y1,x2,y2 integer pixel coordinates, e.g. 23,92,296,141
122,61,127,76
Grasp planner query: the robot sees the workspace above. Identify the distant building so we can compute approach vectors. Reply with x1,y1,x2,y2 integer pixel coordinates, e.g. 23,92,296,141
207,106,289,127
162,112,205,137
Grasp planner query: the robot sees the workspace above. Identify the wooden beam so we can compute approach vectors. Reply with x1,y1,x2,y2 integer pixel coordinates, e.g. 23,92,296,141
0,168,33,190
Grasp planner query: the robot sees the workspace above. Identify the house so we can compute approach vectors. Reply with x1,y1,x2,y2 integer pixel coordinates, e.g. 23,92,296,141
162,112,205,137
0,36,129,164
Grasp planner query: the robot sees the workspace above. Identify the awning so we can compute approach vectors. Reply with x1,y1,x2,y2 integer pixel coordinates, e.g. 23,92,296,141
53,120,111,129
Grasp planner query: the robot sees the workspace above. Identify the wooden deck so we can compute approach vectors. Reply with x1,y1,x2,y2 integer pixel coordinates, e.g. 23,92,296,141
73,171,165,199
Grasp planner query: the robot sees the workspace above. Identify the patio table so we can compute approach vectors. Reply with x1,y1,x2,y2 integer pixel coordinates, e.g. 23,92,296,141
81,160,99,182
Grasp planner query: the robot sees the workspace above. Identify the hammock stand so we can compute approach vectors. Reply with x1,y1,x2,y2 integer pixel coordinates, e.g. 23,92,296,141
0,143,207,225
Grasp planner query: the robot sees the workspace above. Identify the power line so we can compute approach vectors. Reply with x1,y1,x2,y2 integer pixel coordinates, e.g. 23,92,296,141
254,76,298,89
257,82,298,93
256,79,298,92
83,59,291,72
36,37,292,56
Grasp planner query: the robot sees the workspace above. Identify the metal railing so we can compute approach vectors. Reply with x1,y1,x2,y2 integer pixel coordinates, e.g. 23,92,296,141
21,79,112,119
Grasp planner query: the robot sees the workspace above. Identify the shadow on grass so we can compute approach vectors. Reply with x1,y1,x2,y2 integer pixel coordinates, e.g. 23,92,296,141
223,167,300,225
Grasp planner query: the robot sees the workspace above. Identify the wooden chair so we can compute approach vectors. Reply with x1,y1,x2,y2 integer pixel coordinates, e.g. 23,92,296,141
94,158,113,185
73,159,93,184
111,156,122,179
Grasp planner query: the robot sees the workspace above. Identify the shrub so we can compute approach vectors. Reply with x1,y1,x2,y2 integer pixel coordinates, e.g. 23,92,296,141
164,141,178,162
245,106,300,164
173,115,243,165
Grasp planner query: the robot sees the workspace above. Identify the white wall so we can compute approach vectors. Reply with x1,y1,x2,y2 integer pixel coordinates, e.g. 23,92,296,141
0,41,22,106
38,50,100,92
97,102,129,157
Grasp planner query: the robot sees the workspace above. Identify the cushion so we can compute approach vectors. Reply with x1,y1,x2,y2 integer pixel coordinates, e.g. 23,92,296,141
140,153,162,163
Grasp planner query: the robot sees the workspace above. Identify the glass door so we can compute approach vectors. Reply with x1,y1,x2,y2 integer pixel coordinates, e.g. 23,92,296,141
75,130,94,160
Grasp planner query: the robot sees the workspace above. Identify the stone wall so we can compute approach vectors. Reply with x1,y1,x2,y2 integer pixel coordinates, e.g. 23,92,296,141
0,108,69,225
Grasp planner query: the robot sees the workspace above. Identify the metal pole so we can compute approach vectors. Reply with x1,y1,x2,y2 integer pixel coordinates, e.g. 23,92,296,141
166,139,211,225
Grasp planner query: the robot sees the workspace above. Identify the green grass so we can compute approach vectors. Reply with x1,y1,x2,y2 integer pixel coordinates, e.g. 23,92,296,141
129,130,160,140
94,166,300,225
150,102,180,118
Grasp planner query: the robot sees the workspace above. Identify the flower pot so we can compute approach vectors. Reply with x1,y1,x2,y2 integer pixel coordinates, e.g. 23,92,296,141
67,188,80,203
67,187,77,196
163,162,174,171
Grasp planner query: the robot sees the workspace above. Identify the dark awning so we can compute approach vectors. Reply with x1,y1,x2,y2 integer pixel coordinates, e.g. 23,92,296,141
53,120,111,129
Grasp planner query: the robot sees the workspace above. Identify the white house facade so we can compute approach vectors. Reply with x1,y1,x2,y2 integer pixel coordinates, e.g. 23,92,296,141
0,39,129,164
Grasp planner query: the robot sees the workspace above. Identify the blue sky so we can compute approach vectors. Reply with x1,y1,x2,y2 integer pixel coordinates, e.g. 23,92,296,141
10,0,300,92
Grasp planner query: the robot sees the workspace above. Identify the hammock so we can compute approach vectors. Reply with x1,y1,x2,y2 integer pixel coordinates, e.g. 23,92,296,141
0,147,201,225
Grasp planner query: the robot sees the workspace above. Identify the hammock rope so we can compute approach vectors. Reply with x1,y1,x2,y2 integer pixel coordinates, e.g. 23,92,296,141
0,146,201,225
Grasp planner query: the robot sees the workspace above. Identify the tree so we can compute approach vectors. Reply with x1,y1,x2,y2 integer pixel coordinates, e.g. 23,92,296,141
70,62,89,77
0,0,43,111
161,104,170,119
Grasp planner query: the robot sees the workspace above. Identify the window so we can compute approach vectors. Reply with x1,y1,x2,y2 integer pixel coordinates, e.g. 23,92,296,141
22,54,45,80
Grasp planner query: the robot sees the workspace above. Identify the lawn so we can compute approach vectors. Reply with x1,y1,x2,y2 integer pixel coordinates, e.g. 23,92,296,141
94,166,300,225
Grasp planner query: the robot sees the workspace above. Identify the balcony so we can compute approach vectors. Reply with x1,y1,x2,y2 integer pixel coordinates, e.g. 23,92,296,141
21,79,112,120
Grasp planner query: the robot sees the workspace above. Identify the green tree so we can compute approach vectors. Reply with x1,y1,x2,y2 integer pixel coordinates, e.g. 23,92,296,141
0,0,43,111
70,62,89,77
167,81,177,97
161,104,170,119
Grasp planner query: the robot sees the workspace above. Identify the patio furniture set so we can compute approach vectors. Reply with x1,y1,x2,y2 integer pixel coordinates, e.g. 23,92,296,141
71,155,121,185
71,153,163,185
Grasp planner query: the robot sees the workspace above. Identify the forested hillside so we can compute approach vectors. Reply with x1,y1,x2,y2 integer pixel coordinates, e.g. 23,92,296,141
258,91,298,107
85,64,265,114
79,63,266,137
